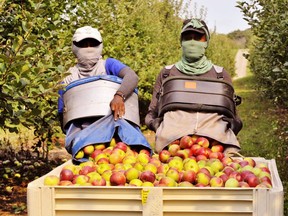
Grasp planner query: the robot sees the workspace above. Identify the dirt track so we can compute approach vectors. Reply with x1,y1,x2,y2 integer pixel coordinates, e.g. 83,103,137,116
234,49,249,80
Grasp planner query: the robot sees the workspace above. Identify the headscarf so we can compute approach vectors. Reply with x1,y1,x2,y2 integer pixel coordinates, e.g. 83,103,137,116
175,18,213,75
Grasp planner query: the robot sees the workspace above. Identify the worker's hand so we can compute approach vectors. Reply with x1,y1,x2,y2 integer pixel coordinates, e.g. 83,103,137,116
110,94,125,121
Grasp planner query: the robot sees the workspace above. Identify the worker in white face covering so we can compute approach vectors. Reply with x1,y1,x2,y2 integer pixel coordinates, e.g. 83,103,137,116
57,26,151,160
59,26,139,123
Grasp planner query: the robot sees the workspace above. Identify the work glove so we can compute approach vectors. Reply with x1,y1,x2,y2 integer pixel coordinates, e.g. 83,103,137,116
110,93,125,121
149,117,163,132
222,116,243,135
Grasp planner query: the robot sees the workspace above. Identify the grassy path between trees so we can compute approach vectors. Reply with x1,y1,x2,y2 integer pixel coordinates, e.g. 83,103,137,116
233,74,288,214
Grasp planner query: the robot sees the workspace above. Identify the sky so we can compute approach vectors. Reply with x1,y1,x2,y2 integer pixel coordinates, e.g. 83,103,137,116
190,0,250,34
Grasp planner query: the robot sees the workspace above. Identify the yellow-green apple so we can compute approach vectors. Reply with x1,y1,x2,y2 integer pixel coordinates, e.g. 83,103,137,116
175,149,189,159
75,150,84,159
123,163,133,170
179,135,193,149
97,163,113,175
124,167,139,182
144,163,158,174
166,168,180,182
197,159,207,169
181,170,196,184
91,177,106,186
168,144,180,156
79,160,95,168
209,159,224,173
142,181,154,187
252,167,262,176
101,170,113,181
158,176,177,187
196,136,210,148
94,143,106,150
133,162,144,171
110,138,117,147
168,158,183,171
140,170,156,183
137,152,150,165
183,158,199,173
122,155,137,164
224,177,239,187
178,181,194,187
129,178,143,187
83,145,94,155
62,164,76,173
196,172,210,186
211,144,224,153
110,171,126,186
210,176,224,187
159,149,171,163
87,172,102,183
109,153,123,165
60,169,74,181
44,175,60,186
73,174,89,185
157,163,169,174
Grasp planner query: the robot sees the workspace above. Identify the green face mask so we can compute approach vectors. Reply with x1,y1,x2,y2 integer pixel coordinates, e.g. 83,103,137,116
182,40,207,62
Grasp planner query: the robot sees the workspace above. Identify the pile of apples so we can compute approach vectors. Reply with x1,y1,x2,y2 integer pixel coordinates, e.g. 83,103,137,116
44,135,273,188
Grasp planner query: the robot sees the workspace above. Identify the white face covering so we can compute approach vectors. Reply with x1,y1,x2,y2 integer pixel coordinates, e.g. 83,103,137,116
72,43,103,72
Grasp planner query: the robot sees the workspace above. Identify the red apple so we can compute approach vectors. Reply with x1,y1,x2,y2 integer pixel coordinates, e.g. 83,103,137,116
60,169,74,181
245,174,260,187
190,144,201,156
140,170,156,183
175,149,189,159
110,171,126,186
158,176,177,187
229,171,242,182
181,170,196,184
159,150,171,163
115,142,128,152
179,135,193,149
210,176,224,187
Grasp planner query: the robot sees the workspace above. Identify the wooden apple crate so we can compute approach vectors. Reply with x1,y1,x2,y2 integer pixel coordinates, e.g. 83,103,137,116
27,158,284,216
